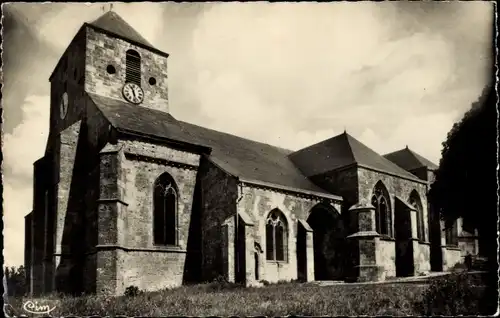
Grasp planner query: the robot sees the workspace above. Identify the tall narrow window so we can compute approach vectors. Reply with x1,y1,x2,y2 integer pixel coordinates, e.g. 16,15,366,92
265,209,288,261
371,181,392,236
409,190,425,241
125,49,141,86
153,172,178,246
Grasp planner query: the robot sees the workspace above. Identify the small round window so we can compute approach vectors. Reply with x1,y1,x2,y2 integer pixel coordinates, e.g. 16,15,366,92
149,77,157,86
107,65,116,74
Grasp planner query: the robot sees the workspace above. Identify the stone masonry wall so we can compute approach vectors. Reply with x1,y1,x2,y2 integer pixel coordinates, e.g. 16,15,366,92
85,27,169,113
81,96,114,294
24,213,33,294
376,239,396,277
310,167,358,234
309,167,359,279
31,159,46,296
443,247,462,271
44,25,88,294
237,185,339,283
199,158,238,282
108,139,201,294
357,167,430,276
357,167,429,241
49,28,87,136
415,243,431,273
457,218,480,258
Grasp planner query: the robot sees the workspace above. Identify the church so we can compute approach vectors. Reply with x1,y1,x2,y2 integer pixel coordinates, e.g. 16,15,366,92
24,11,480,296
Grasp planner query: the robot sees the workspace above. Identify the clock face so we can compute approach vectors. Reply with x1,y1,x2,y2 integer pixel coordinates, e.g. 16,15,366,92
122,82,144,104
60,92,68,119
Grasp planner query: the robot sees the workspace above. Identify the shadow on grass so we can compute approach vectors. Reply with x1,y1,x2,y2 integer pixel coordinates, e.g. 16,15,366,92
9,271,495,316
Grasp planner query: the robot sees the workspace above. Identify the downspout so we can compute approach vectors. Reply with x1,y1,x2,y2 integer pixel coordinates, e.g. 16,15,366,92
236,179,244,203
235,179,243,282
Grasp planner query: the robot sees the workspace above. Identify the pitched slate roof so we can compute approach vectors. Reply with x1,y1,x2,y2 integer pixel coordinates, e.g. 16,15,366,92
88,11,154,48
289,132,423,182
178,121,334,196
88,93,207,150
384,147,438,171
89,93,337,198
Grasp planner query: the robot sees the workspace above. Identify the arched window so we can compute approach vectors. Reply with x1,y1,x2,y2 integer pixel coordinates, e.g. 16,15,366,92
371,181,391,236
153,172,178,246
125,49,141,86
409,190,425,241
265,209,288,261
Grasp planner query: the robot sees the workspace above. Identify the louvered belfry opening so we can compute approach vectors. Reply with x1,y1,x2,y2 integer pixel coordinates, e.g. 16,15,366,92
125,49,141,86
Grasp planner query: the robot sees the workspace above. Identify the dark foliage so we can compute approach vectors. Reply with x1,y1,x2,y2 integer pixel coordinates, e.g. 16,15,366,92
124,285,142,297
414,272,495,316
428,82,497,263
4,266,27,297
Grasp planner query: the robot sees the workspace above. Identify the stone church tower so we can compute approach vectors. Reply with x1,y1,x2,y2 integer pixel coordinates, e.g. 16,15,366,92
27,11,195,295
25,11,480,296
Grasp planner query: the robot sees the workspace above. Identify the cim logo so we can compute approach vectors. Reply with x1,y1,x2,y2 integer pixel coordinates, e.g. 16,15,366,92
22,301,56,315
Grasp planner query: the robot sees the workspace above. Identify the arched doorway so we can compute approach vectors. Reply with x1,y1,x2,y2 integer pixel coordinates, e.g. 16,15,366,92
307,204,346,280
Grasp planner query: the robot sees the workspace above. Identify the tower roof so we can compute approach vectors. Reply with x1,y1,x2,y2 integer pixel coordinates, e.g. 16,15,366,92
49,11,169,81
88,11,154,48
289,132,423,182
384,147,438,171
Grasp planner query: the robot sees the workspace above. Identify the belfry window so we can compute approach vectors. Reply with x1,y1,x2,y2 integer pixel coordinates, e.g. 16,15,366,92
153,172,178,246
265,209,288,262
371,181,392,236
125,49,141,86
409,190,425,241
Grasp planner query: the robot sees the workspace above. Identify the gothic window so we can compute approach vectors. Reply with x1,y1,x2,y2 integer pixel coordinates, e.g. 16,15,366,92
445,220,459,247
371,181,391,236
153,172,178,246
125,49,141,86
266,209,288,261
409,190,425,241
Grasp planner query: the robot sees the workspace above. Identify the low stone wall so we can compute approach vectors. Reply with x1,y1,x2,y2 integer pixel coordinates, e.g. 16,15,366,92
443,247,462,271
377,239,396,278
415,242,431,274
117,249,186,295
458,237,479,258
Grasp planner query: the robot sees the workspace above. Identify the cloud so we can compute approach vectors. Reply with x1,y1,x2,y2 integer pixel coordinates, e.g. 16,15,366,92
358,111,460,164
3,95,50,179
3,94,50,266
184,2,490,153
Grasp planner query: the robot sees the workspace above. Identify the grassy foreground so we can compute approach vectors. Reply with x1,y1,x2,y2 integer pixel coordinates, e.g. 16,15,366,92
7,272,495,316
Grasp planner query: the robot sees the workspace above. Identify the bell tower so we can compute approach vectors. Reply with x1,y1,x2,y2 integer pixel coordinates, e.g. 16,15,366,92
49,10,170,125
39,10,171,295
83,11,170,113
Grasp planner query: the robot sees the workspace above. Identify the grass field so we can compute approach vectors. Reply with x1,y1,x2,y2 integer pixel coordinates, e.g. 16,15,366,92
6,271,496,317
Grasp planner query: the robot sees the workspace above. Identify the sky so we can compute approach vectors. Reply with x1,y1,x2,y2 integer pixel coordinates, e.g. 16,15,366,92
2,2,494,266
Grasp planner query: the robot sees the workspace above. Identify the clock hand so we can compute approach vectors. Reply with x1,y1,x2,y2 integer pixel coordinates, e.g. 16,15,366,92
132,89,137,99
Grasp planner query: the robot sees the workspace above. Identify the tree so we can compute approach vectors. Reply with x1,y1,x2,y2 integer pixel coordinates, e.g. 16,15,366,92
429,82,497,263
429,80,497,315
4,266,27,297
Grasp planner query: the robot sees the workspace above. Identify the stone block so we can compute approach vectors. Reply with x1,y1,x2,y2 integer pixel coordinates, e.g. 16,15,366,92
356,265,386,282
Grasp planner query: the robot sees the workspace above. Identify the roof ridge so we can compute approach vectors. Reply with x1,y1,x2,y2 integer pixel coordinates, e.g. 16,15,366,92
88,10,154,48
407,147,438,169
406,147,423,166
179,120,293,153
345,134,423,181
343,132,360,164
